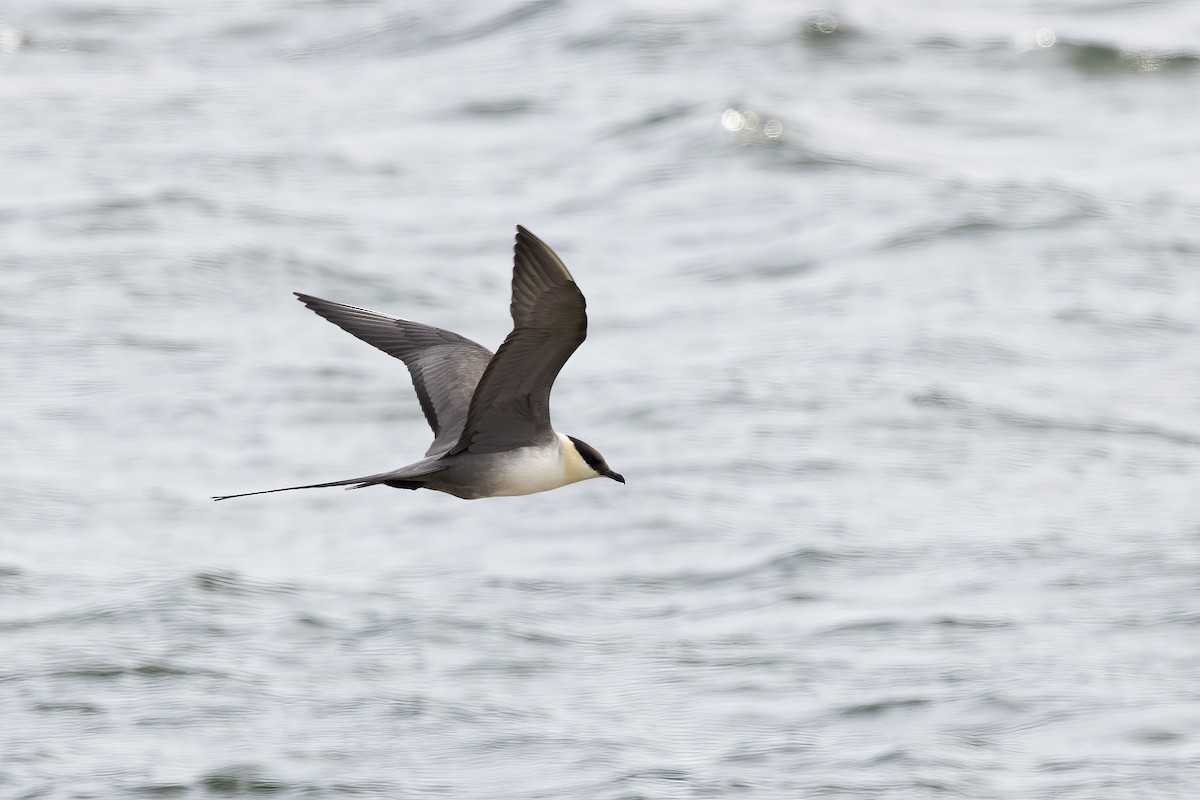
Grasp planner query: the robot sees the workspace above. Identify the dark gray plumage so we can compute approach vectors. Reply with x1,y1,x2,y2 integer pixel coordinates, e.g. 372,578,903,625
454,226,587,455
294,295,493,458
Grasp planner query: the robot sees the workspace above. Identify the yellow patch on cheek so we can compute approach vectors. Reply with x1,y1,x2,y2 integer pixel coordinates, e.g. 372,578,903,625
558,433,598,484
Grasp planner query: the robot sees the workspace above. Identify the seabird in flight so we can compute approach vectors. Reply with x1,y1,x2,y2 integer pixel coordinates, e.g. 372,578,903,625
214,226,623,501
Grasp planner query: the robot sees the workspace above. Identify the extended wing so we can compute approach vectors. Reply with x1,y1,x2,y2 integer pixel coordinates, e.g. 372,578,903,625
295,293,493,457
451,226,587,455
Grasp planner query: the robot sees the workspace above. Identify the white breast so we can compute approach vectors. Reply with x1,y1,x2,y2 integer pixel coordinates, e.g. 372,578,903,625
490,434,597,497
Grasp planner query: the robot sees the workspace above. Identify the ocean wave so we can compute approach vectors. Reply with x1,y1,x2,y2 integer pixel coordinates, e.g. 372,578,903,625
284,0,562,61
912,389,1200,447
1054,39,1200,75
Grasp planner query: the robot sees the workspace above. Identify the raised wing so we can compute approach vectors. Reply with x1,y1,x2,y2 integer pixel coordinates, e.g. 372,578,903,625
295,293,493,457
451,226,587,455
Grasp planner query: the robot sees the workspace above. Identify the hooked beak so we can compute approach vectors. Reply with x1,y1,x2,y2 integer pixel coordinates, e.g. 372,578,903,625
606,470,625,484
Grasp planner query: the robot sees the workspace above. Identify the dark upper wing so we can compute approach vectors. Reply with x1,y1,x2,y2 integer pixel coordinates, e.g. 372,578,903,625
450,226,587,455
295,293,494,457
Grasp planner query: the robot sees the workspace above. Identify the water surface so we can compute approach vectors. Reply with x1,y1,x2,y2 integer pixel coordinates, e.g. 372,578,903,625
3,1,1200,797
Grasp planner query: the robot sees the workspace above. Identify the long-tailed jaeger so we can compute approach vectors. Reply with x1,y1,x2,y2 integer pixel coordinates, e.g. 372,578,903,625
214,226,623,501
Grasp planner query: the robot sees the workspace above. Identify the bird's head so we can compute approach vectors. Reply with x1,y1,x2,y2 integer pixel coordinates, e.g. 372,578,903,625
565,435,624,484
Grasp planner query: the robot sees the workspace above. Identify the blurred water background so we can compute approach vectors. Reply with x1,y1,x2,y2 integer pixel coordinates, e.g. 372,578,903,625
4,0,1200,797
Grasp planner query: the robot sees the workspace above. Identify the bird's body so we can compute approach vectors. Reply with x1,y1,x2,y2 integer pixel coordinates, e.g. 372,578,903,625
403,433,601,500
214,226,623,502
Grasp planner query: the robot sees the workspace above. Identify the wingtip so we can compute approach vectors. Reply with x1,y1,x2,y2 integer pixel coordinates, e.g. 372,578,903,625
294,292,337,313
512,225,576,285
515,225,549,250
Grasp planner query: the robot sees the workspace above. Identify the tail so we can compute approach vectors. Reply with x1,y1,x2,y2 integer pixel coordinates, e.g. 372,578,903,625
212,475,380,502
212,465,445,501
